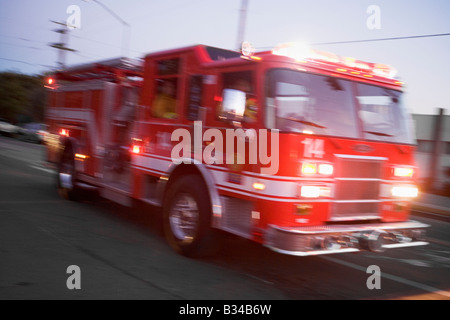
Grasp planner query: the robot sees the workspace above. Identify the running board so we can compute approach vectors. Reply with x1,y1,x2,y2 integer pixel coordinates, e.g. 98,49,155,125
100,186,132,207
75,182,99,191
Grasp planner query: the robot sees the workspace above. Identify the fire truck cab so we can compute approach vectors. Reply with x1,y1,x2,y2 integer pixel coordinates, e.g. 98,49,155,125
45,43,429,257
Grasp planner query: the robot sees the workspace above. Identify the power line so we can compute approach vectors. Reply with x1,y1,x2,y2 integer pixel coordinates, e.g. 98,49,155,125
88,0,130,58
256,32,450,50
71,34,142,55
0,41,42,50
0,58,34,66
313,32,450,46
0,33,43,44
0,34,50,51
0,57,50,68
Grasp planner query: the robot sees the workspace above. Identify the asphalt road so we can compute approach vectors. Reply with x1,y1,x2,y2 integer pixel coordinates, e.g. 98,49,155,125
0,135,449,301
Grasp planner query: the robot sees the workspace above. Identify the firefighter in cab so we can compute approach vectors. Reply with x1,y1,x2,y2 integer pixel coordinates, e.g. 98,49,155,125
152,80,177,119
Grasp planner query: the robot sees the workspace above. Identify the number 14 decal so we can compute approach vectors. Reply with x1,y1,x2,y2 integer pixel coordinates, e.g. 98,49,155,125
302,138,325,158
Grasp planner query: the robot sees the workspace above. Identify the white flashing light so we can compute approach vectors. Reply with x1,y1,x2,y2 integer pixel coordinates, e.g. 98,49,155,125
318,164,334,175
272,42,312,62
312,50,339,64
355,62,371,70
302,163,317,175
272,42,399,80
373,63,397,79
301,162,333,175
392,186,418,198
342,57,357,68
300,185,331,198
241,41,255,57
301,186,321,198
394,167,414,178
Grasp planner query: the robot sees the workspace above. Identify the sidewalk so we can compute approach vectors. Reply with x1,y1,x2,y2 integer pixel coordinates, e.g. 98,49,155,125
411,192,450,220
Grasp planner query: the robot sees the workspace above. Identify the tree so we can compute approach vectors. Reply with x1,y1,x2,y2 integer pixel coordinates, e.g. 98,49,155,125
0,72,47,123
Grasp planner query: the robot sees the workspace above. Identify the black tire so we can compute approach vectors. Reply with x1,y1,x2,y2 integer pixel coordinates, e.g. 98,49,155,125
57,145,78,200
163,175,215,258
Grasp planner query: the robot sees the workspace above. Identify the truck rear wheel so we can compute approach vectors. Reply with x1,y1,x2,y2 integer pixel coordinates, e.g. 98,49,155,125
163,175,215,257
57,145,78,200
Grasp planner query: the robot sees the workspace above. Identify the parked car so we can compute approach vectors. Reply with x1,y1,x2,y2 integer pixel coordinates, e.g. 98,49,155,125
0,119,19,136
17,123,48,143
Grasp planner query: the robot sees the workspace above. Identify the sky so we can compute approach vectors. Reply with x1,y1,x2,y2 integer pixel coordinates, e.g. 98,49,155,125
0,0,449,115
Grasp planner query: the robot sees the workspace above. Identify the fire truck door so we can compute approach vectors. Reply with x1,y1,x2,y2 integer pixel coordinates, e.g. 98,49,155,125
102,86,139,193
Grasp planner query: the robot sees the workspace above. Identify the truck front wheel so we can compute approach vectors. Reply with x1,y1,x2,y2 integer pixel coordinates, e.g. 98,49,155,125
163,175,215,257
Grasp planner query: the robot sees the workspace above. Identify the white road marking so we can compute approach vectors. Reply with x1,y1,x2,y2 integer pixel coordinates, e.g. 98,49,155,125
30,165,56,174
0,200,64,205
322,256,450,298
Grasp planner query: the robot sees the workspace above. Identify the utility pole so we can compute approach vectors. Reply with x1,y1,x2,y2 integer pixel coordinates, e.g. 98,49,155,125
430,108,445,190
236,0,249,51
49,20,76,70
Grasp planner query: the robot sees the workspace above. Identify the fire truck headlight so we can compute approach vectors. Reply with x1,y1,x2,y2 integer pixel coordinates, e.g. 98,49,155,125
301,162,333,176
391,186,418,198
301,163,317,175
300,186,331,198
301,186,320,198
318,164,333,175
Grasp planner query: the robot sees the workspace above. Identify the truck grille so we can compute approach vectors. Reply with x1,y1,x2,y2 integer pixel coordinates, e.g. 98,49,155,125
220,196,253,238
330,155,386,221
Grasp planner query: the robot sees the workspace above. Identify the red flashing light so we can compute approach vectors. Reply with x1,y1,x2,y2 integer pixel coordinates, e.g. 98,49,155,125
45,77,57,89
132,144,141,154
59,128,69,137
131,138,144,154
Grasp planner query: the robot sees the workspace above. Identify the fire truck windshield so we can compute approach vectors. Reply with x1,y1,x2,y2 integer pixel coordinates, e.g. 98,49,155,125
266,69,414,144
356,82,413,144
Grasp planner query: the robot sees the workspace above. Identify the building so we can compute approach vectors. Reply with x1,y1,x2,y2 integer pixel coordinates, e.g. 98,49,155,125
413,108,450,195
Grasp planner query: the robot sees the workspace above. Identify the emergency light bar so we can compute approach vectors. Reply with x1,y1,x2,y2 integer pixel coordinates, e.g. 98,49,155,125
272,42,398,80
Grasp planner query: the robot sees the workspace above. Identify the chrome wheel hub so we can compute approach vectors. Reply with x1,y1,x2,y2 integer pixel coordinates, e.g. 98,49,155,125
169,193,199,242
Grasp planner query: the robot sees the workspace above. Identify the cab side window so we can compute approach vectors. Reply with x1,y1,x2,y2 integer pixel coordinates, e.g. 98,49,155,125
217,71,258,123
151,58,179,119
152,79,177,119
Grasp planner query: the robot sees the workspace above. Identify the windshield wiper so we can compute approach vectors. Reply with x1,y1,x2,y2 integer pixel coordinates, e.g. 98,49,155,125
284,117,327,129
364,130,394,137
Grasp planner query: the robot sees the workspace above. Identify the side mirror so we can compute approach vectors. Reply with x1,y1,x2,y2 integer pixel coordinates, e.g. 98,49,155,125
221,89,246,124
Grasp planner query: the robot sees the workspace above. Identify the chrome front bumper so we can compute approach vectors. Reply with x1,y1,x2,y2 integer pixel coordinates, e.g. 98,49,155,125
265,220,429,256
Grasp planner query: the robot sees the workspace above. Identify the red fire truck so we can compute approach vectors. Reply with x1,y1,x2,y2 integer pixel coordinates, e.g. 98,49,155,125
44,43,428,257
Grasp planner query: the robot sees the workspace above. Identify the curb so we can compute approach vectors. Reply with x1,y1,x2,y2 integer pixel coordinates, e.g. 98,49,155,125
411,203,450,222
